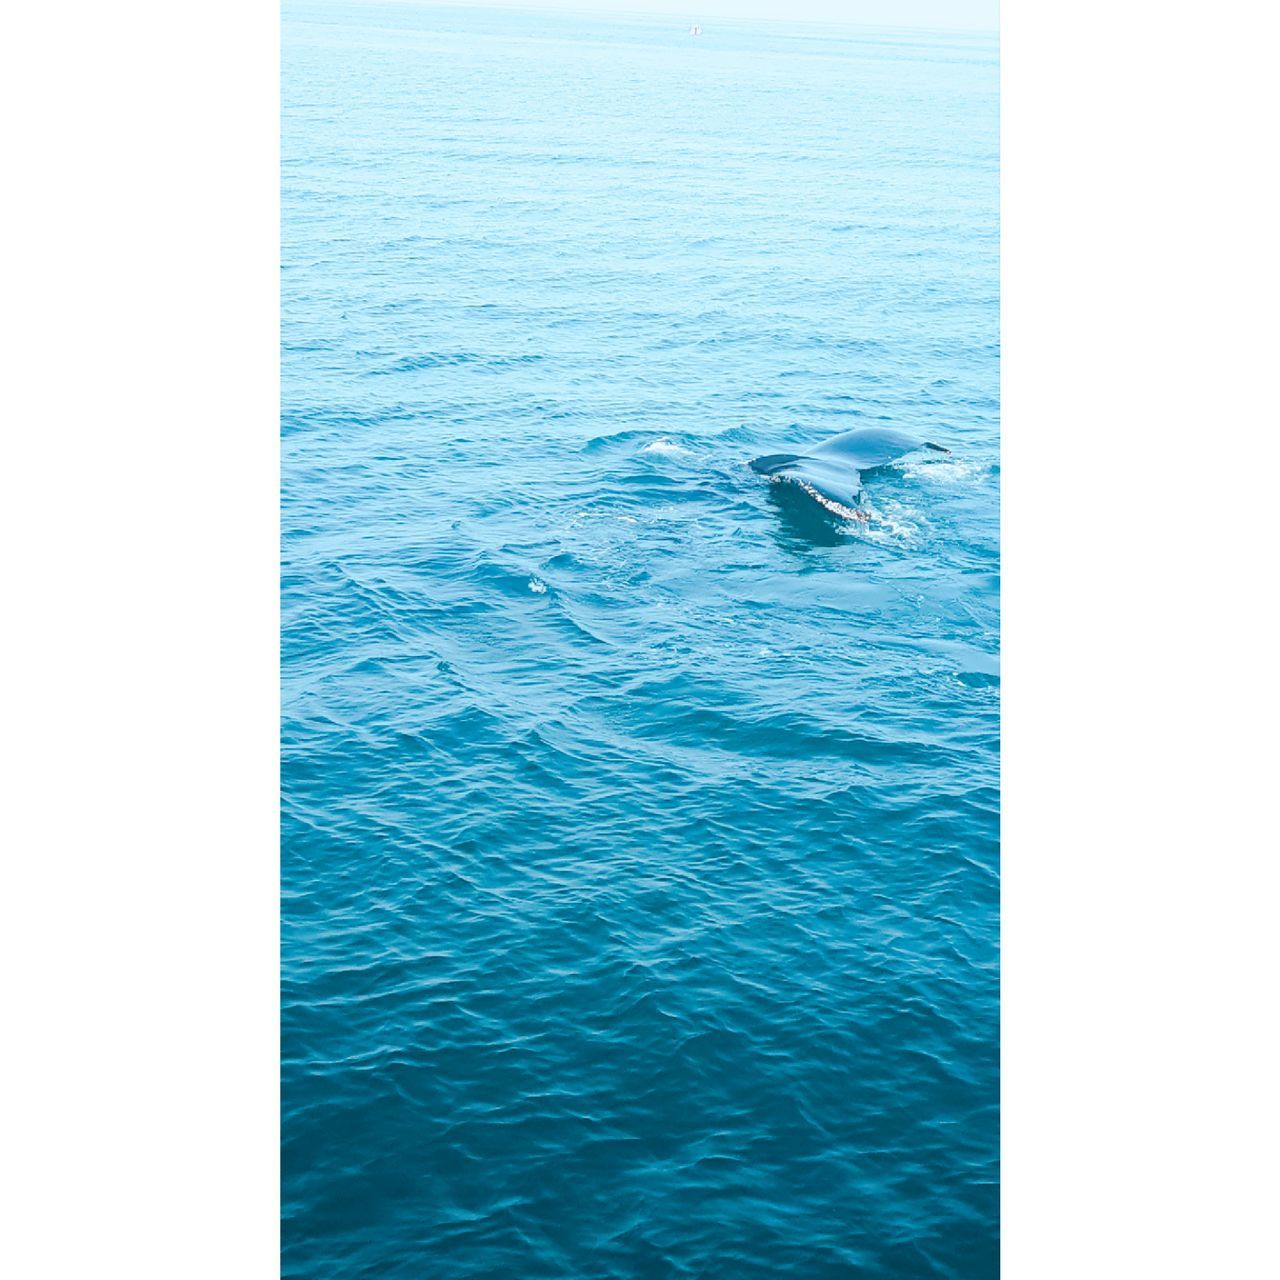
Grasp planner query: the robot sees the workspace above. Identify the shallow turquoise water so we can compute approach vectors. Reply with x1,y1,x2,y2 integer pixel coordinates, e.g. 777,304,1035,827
282,4,999,1276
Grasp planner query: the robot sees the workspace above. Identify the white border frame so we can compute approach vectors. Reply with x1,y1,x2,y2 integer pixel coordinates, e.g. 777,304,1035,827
6,1,1277,1275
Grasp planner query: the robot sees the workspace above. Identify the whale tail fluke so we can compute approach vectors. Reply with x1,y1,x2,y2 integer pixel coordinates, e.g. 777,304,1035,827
749,452,809,475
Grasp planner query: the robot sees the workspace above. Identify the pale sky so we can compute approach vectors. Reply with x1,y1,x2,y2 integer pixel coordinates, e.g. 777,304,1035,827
438,0,998,33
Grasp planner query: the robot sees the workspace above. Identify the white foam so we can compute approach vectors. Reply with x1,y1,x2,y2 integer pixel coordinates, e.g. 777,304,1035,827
640,439,689,457
527,577,547,594
900,456,989,486
853,498,925,546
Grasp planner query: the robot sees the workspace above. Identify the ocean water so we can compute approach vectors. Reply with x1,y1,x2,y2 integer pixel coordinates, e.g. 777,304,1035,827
282,4,999,1277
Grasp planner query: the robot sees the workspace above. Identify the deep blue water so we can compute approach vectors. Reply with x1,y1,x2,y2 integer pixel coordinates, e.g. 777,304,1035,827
282,4,999,1276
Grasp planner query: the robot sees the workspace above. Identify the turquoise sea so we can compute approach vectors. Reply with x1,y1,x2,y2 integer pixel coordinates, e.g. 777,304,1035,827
282,3,999,1275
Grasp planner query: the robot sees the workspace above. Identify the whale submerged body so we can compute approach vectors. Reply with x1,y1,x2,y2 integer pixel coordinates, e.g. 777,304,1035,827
749,426,948,516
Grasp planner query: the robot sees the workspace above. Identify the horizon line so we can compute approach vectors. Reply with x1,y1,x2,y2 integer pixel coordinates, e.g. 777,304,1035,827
309,0,1000,37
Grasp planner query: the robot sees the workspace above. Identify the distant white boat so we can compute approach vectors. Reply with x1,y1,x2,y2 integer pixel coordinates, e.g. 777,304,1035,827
689,24,702,37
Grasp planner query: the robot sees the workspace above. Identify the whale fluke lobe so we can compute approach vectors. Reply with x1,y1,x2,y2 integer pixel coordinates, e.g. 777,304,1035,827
749,453,808,476
749,426,946,516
